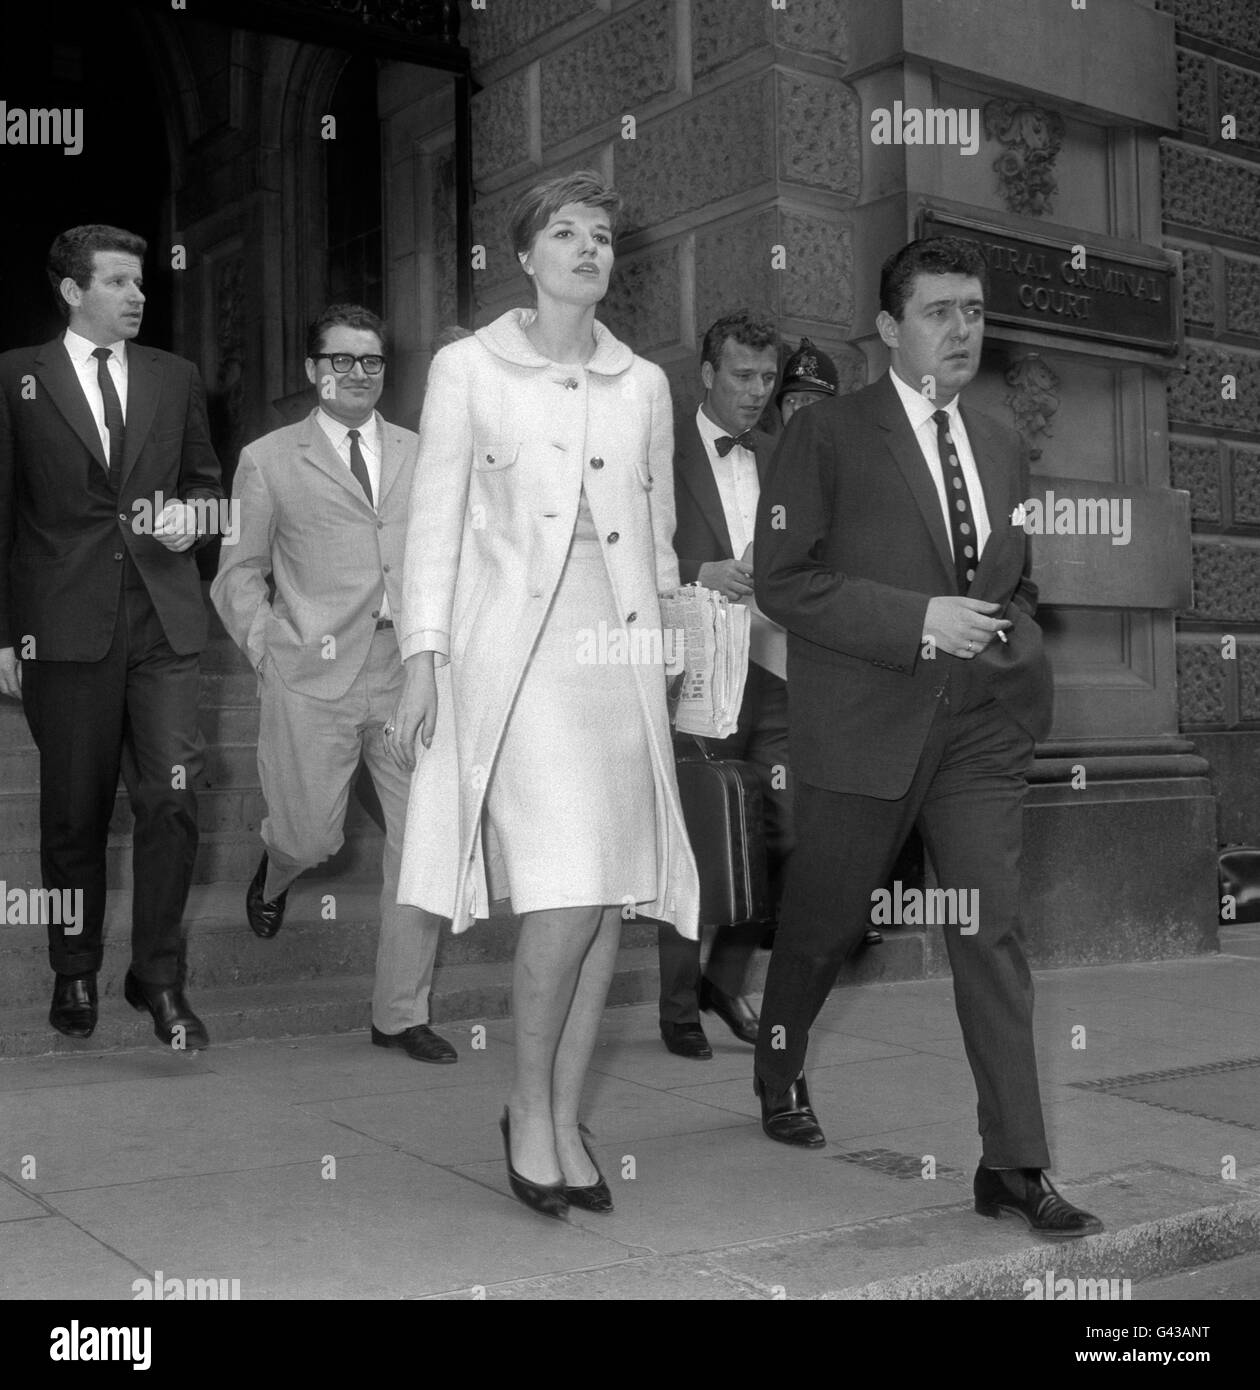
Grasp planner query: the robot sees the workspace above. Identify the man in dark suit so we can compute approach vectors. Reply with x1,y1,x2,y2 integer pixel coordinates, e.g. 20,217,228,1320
658,310,792,1059
0,224,223,1047
751,238,1101,1237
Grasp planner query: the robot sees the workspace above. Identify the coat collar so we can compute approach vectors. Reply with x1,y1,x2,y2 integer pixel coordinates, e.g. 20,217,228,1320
294,408,409,508
475,306,634,375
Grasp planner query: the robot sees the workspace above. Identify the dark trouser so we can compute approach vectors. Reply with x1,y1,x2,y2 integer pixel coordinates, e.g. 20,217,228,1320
21,559,204,985
659,664,795,1025
754,665,1050,1169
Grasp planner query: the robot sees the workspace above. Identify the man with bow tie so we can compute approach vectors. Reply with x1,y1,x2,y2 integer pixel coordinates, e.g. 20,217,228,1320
657,310,792,1059
750,239,1102,1238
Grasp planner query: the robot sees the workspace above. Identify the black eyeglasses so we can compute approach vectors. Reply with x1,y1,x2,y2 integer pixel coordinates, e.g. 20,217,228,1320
319,353,386,375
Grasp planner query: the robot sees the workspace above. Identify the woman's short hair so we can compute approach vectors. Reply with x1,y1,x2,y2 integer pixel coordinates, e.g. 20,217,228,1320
507,170,623,264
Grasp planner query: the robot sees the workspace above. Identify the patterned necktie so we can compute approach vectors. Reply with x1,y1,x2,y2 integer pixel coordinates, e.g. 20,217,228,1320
932,409,978,593
347,428,373,506
91,347,124,490
714,430,755,458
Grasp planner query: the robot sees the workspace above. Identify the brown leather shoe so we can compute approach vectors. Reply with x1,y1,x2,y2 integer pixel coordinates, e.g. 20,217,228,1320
974,1166,1103,1239
50,972,97,1038
755,1072,826,1147
371,1024,457,1063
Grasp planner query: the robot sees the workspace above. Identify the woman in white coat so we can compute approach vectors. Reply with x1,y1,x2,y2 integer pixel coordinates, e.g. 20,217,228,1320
390,171,700,1219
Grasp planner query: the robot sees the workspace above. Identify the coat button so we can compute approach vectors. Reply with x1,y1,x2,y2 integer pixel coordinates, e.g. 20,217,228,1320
590,457,604,469
382,564,390,573
114,552,123,561
371,609,380,619
377,520,384,530
486,453,494,464
626,612,637,622
118,512,127,522
607,532,619,543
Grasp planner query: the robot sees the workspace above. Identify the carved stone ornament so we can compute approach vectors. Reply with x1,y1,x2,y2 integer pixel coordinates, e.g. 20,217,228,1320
1004,353,1060,461
983,100,1066,218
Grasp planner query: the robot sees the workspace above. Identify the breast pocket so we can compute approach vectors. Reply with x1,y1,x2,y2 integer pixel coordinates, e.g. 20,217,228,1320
472,441,520,472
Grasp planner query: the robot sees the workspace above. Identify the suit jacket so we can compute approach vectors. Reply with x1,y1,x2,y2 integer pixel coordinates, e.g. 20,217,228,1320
0,337,222,660
754,372,1052,800
672,413,776,581
211,408,416,699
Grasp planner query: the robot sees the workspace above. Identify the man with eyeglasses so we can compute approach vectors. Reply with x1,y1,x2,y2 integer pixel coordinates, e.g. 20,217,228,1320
211,304,455,1065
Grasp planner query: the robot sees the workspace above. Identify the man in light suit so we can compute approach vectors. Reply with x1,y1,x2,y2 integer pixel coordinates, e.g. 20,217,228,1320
212,304,454,1064
752,239,1102,1237
658,310,791,1060
0,223,222,1046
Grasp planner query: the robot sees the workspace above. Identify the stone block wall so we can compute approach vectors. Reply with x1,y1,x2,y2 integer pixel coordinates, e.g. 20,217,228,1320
463,0,863,426
1160,1,1260,753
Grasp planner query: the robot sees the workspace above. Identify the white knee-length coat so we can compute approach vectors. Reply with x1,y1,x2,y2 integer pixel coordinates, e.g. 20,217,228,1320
396,308,700,937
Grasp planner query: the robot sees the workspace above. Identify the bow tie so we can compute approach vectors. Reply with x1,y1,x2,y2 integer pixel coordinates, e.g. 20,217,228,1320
714,430,756,457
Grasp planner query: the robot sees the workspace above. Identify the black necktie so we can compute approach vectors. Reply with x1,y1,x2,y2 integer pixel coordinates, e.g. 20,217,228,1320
92,347,124,490
932,409,978,594
714,430,755,458
347,428,373,506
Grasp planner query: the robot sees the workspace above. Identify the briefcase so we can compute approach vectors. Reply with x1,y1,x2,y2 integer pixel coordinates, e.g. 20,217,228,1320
1219,846,1260,923
675,736,771,928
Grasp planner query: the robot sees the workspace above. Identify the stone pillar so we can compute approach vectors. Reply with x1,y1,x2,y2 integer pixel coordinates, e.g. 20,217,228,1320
1160,0,1260,854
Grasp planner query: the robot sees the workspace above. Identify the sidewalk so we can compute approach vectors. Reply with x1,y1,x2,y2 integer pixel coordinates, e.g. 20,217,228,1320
2,927,1258,1301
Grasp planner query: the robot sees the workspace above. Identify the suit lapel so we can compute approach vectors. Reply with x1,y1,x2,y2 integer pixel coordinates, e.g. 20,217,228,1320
960,403,1018,592
676,416,733,558
376,414,406,507
871,375,954,582
34,339,108,472
121,345,160,485
299,410,374,506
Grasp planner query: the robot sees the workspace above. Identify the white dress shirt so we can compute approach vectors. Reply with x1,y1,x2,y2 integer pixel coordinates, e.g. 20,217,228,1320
695,405,786,679
316,408,391,620
888,368,990,561
64,327,128,464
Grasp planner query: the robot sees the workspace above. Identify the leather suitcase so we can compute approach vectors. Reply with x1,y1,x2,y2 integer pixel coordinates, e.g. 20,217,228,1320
675,737,771,928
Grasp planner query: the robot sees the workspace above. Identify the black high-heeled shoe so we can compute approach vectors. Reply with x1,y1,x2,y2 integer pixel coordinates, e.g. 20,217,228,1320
564,1123,614,1213
499,1109,569,1220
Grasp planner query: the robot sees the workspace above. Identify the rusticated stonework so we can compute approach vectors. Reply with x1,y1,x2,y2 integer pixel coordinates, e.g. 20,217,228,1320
1175,50,1209,134
1178,244,1214,327
1157,0,1260,64
776,71,859,196
1229,446,1260,525
617,75,776,227
1170,439,1222,523
1224,255,1260,337
599,241,681,356
540,0,675,149
1176,641,1229,726
432,152,459,331
1162,143,1260,241
691,0,768,78
1168,345,1260,433
1190,541,1260,623
774,0,848,63
1218,63,1260,150
472,71,532,183
1240,646,1260,722
471,182,526,296
468,0,599,71
693,210,779,339
779,211,853,328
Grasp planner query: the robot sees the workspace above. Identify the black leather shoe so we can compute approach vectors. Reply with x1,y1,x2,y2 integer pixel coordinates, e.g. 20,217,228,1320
371,1023,457,1064
564,1123,613,1213
974,1166,1104,1239
500,1109,568,1220
246,853,288,939
660,1020,713,1059
755,1073,826,1147
49,972,97,1038
863,928,884,945
698,977,759,1045
123,969,210,1050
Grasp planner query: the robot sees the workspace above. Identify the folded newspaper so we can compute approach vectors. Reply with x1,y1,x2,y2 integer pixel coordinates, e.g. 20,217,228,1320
658,584,751,739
